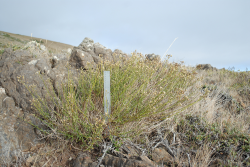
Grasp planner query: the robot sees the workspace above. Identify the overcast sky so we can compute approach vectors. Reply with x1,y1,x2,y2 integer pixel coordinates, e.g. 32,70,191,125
1,0,249,71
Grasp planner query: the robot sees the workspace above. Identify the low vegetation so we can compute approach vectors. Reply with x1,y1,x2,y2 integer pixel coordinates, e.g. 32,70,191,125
23,52,204,151
1,32,24,43
25,49,250,165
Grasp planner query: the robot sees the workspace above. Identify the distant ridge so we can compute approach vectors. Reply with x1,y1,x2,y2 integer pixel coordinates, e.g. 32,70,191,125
0,30,73,53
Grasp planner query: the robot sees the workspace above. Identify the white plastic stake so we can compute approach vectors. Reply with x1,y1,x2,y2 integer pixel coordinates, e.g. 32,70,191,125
104,71,111,123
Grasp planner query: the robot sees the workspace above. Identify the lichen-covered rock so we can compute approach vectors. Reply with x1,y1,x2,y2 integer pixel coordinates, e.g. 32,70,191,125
78,37,95,53
70,37,128,70
67,48,72,54
0,42,80,112
93,43,113,62
69,48,97,70
145,53,161,62
0,48,53,112
0,87,43,164
0,42,82,165
23,41,49,57
196,64,217,71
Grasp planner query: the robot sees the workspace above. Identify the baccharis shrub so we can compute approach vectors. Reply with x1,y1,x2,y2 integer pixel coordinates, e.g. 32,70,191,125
25,51,204,150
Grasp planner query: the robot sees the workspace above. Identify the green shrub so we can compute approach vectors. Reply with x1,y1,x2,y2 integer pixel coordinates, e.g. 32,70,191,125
24,52,203,150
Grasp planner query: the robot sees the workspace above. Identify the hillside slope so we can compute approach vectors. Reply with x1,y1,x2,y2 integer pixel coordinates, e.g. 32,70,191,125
0,32,249,166
0,30,73,53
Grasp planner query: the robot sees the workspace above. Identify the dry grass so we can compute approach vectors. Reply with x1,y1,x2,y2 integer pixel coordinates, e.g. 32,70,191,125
0,31,73,55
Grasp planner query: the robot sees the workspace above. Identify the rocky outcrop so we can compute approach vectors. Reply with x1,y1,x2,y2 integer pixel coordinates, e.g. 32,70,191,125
196,64,217,71
0,45,74,113
0,41,80,164
69,38,128,70
145,53,161,62
0,86,44,164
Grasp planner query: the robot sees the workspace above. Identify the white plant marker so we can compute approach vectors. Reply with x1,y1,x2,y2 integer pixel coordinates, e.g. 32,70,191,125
104,71,111,123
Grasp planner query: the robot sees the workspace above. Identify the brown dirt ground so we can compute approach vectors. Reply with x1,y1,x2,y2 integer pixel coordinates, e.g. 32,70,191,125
0,30,74,53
